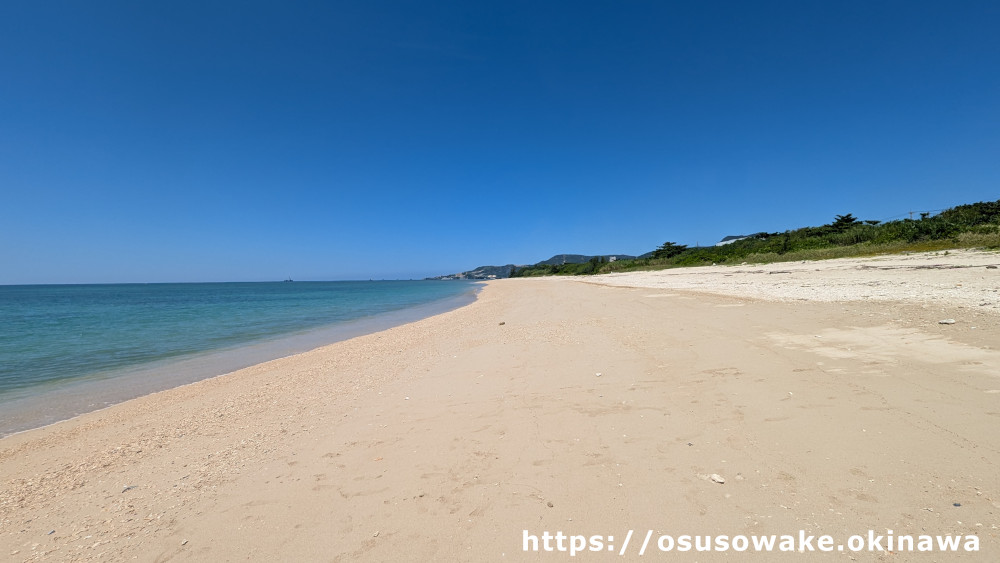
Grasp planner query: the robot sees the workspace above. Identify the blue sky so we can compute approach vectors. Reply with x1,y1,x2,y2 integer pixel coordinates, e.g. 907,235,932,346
2,1,998,283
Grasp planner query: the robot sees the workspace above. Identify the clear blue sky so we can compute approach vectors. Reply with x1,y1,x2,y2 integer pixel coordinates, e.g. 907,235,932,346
2,1,998,283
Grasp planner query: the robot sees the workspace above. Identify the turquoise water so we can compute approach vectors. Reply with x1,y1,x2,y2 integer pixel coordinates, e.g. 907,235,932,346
0,281,478,435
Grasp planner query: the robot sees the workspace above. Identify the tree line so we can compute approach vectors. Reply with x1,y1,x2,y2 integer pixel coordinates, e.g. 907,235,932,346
511,199,1000,277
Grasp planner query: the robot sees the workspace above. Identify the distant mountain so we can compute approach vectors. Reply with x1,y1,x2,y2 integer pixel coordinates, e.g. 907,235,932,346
428,254,636,280
427,264,520,280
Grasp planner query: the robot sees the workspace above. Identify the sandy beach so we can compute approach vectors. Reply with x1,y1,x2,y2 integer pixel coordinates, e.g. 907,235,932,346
2,250,999,561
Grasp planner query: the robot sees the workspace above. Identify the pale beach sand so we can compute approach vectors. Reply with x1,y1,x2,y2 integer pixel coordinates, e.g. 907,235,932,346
2,250,999,561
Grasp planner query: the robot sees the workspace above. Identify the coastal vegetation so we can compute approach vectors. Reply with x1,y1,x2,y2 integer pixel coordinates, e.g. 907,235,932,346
511,256,613,277
511,199,1000,277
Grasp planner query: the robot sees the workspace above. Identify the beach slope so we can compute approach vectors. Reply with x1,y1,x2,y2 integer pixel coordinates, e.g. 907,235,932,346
2,252,999,560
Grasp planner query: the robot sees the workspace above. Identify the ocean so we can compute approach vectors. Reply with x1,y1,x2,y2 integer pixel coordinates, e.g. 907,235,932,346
0,280,479,436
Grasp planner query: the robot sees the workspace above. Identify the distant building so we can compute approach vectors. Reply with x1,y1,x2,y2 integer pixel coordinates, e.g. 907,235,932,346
716,235,748,246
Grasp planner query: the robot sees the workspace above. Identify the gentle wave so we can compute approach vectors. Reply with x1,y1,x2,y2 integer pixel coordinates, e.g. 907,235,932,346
0,280,479,436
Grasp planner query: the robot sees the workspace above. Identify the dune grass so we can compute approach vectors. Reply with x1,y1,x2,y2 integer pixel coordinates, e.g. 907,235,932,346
593,206,1000,275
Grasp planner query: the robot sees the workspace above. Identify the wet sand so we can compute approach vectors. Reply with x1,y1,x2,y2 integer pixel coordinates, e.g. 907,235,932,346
2,251,998,561
0,288,479,438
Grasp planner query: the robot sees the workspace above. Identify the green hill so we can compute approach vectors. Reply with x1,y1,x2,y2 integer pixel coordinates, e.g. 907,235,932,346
600,199,1000,275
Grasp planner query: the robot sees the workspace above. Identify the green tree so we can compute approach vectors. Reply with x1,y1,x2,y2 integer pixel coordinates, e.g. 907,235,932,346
830,214,860,232
652,241,688,259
